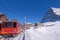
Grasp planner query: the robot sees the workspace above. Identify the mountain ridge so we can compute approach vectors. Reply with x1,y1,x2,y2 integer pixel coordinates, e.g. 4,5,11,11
41,7,60,23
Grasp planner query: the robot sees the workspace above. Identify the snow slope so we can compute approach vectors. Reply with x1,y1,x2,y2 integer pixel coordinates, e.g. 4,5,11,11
25,21,60,40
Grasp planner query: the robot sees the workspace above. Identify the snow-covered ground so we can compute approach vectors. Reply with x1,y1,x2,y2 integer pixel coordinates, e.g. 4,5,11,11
25,21,60,40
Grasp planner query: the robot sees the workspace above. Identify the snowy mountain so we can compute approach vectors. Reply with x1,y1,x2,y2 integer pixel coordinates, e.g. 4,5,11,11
41,7,60,23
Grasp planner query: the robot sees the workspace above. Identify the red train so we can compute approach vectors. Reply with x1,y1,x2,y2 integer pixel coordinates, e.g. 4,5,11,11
0,20,23,37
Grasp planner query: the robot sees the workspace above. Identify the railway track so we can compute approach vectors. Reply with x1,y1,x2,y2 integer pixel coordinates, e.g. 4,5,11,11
0,32,24,40
0,36,13,40
0,29,38,40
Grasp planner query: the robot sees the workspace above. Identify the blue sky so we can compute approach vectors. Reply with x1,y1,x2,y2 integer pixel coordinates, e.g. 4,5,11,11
0,0,60,23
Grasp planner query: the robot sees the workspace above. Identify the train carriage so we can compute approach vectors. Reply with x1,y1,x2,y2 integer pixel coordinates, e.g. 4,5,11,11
0,21,23,37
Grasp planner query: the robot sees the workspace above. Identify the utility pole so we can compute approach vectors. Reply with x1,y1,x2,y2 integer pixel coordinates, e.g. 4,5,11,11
24,16,26,29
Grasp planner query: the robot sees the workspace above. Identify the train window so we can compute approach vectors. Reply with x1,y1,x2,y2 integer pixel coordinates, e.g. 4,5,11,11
13,22,17,28
3,22,12,28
